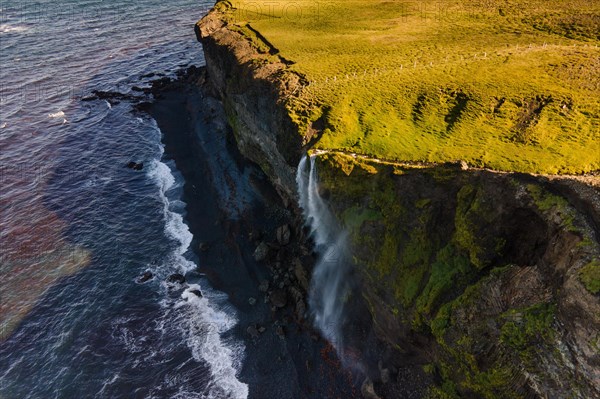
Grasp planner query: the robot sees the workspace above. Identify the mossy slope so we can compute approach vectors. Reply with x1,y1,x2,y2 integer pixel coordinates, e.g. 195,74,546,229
312,152,600,398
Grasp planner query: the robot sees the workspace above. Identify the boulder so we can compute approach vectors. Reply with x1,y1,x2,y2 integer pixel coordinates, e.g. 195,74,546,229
189,289,203,298
270,290,287,308
276,224,291,245
137,271,153,283
258,279,269,292
253,242,270,262
246,324,259,339
167,273,186,284
294,259,309,291
275,325,285,339
126,161,143,171
198,242,210,252
361,378,381,399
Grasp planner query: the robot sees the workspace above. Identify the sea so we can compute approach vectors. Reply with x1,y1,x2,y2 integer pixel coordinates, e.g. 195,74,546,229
0,1,253,398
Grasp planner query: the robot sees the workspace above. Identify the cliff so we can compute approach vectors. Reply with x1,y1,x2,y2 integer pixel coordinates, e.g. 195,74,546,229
196,2,600,397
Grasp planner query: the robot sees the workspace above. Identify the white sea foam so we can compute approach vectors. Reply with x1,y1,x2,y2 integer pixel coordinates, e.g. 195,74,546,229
0,24,29,34
48,111,65,119
181,285,248,399
146,119,248,399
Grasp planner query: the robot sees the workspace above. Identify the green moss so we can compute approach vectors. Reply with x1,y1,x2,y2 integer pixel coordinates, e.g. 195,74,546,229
527,183,578,231
500,302,556,365
342,206,381,231
579,259,600,294
417,245,472,316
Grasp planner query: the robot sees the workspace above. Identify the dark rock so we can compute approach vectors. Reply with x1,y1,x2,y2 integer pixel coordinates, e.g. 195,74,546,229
167,273,186,284
126,161,144,171
275,325,285,339
379,360,391,384
247,324,259,339
190,289,203,298
198,242,210,252
258,280,269,292
137,271,153,283
270,290,287,308
276,224,291,245
294,258,309,291
253,242,270,262
361,378,381,399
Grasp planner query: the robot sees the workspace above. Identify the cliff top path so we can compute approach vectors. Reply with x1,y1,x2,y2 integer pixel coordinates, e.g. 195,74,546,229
204,0,599,175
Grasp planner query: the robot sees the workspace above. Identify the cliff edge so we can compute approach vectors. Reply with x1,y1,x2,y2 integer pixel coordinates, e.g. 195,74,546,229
196,1,600,397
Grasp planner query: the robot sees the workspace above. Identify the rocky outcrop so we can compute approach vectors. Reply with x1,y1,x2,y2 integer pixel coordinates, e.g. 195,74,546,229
315,153,600,398
196,1,308,201
196,2,600,397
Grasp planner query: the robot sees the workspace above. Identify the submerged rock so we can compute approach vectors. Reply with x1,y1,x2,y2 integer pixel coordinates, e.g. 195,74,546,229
167,273,186,284
137,271,153,283
126,161,144,171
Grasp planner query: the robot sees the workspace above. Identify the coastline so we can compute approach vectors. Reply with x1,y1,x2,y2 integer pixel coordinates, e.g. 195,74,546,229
144,68,424,398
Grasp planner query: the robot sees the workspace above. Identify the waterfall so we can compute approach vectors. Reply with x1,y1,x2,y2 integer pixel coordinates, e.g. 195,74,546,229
296,155,352,356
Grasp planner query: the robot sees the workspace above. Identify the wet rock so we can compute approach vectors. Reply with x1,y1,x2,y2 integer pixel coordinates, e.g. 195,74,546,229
253,241,270,262
270,290,287,308
288,287,306,319
361,378,381,399
137,271,153,283
198,242,210,252
248,297,257,306
293,258,309,291
247,324,259,339
276,224,291,245
275,325,285,339
378,360,390,384
190,289,203,298
258,280,269,293
126,161,144,171
167,273,186,284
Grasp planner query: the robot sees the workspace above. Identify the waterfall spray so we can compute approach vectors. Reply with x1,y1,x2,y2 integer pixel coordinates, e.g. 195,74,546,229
296,154,352,356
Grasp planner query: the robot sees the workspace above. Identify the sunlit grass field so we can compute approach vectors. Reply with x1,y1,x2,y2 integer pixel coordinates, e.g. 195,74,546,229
220,0,599,174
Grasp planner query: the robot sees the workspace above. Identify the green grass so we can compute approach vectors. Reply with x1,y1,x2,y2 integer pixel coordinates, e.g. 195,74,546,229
217,0,600,174
579,259,600,294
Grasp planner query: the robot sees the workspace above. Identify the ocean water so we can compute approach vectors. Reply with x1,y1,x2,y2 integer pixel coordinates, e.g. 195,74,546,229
0,1,251,398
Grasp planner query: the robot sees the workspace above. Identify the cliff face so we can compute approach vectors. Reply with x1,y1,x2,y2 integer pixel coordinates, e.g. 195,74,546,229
195,2,307,201
196,3,600,398
315,153,600,398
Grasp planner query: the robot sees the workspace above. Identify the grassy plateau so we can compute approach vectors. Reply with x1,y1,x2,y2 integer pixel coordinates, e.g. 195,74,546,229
217,0,599,174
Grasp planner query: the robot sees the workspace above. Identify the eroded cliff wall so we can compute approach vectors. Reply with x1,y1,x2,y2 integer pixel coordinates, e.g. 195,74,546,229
196,3,600,397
